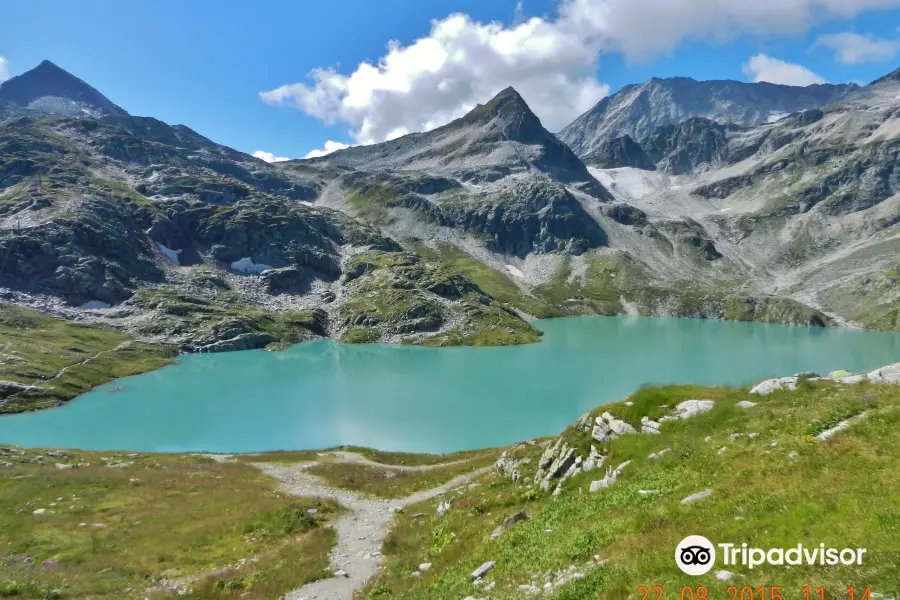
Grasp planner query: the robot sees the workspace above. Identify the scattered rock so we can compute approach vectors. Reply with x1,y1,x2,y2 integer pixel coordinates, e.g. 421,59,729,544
681,489,712,504
641,416,661,434
589,461,629,492
418,562,431,572
334,569,348,578
32,508,46,515
716,570,735,581
737,400,757,409
717,447,727,455
471,561,496,580
828,369,852,380
591,411,636,443
648,448,671,460
437,500,451,517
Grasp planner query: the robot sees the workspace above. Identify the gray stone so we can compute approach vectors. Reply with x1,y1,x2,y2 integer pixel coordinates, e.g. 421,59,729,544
471,560,496,580
648,448,671,460
868,362,900,384
674,399,715,418
750,377,797,395
591,412,636,442
737,400,757,409
491,510,528,540
681,489,712,504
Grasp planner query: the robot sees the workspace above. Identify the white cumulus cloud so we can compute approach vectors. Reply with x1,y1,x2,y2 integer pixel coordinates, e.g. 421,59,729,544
742,53,827,86
304,140,353,159
816,31,900,64
260,11,611,144
252,150,290,163
262,0,900,145
0,57,9,83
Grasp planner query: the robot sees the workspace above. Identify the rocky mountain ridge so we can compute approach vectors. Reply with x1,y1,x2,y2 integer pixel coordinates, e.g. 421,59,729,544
558,76,858,159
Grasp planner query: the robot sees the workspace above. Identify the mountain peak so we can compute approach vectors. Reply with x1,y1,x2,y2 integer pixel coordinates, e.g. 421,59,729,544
0,59,128,117
463,86,534,125
871,66,900,86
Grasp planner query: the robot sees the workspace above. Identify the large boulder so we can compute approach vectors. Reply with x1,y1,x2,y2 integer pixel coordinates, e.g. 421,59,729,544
749,377,797,395
674,400,716,419
867,363,900,384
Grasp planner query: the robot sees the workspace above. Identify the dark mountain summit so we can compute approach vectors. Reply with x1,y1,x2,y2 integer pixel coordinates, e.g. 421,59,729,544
0,59,128,117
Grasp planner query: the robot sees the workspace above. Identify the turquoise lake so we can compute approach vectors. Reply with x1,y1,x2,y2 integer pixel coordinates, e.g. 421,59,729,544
1,316,899,453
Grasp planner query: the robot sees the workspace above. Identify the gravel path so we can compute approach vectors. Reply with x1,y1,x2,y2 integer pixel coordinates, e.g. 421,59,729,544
326,450,476,472
255,460,491,600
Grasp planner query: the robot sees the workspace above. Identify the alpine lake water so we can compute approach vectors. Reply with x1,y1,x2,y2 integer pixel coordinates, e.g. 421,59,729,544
2,316,899,454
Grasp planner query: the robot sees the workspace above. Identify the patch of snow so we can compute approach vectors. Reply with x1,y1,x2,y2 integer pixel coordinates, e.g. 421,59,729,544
589,167,660,201
231,257,273,274
79,301,111,310
505,265,524,278
767,112,789,123
155,242,182,266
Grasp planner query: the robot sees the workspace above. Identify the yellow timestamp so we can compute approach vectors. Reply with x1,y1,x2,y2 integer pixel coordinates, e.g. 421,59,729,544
636,586,873,600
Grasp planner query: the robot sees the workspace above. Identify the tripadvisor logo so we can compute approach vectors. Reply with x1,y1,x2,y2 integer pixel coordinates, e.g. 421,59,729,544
676,535,716,575
675,536,868,575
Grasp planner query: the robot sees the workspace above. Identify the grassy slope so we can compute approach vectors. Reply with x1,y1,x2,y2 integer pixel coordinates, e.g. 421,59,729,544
416,244,562,318
362,380,900,599
0,449,342,599
818,264,900,331
0,304,176,413
532,252,830,326
2,380,898,598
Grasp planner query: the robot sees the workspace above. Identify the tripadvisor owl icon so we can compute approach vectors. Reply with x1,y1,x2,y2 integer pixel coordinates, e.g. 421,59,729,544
676,535,716,575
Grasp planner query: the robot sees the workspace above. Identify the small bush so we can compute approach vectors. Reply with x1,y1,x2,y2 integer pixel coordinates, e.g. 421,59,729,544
244,503,317,540
519,489,539,502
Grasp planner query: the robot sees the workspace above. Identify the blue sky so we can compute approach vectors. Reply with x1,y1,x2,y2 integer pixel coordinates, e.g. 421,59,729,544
1,0,899,160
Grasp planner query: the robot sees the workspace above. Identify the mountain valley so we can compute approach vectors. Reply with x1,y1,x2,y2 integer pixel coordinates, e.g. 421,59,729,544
1,59,900,410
